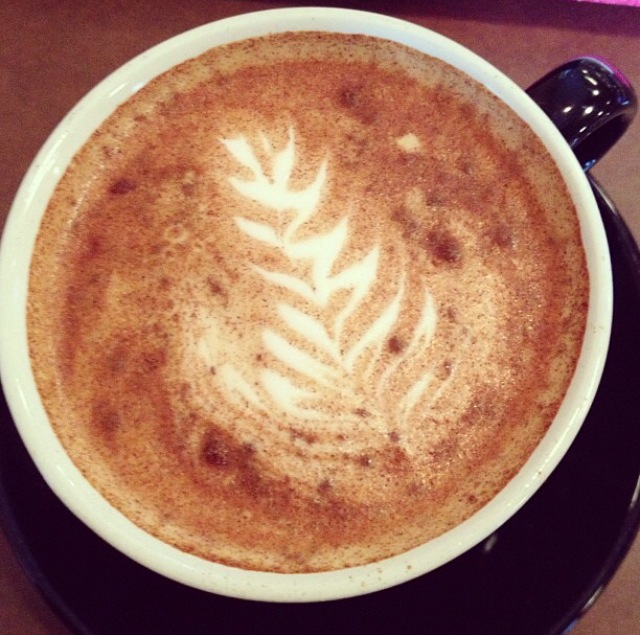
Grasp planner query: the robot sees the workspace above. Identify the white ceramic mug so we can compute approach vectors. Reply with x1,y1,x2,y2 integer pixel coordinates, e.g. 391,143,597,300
0,7,623,602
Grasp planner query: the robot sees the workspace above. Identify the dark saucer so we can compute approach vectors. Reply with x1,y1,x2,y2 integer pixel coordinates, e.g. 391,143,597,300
1,177,639,635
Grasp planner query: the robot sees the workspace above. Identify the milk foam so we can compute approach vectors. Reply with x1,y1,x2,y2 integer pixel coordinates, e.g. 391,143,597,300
27,31,589,573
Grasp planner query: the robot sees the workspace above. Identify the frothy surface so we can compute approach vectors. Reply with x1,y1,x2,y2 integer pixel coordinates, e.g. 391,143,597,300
28,32,588,572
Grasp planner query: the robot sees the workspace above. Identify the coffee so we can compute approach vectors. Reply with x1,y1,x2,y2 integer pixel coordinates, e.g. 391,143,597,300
27,32,588,573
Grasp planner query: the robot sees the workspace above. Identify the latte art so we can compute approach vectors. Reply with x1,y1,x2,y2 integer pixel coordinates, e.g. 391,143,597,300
181,128,447,501
27,32,588,572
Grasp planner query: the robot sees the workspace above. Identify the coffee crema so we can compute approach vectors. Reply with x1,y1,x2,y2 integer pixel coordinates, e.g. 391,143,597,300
28,32,588,573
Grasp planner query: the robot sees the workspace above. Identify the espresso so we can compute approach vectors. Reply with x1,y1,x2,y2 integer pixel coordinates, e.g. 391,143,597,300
27,32,588,573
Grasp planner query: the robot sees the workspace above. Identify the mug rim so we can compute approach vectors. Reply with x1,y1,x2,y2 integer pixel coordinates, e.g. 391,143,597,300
0,6,612,602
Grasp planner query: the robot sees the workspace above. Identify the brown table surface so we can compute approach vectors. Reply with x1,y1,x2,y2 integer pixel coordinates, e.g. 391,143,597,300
1,1,639,633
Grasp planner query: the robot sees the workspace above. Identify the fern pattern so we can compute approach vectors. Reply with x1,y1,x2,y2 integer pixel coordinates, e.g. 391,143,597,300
215,128,439,425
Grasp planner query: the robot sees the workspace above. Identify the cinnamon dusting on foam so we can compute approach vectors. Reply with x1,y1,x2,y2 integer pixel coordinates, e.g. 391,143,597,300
27,32,588,573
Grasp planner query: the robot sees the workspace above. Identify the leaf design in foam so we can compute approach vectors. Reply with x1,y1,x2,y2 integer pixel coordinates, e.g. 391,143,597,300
251,266,317,303
219,128,439,424
272,131,295,188
218,364,267,412
262,328,340,388
221,129,326,220
285,217,349,304
345,275,406,374
380,292,438,418
223,136,265,178
260,369,331,421
332,246,380,339
277,304,341,362
234,217,280,247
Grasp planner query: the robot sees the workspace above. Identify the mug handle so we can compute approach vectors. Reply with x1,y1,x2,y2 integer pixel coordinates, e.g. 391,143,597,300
526,57,637,171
